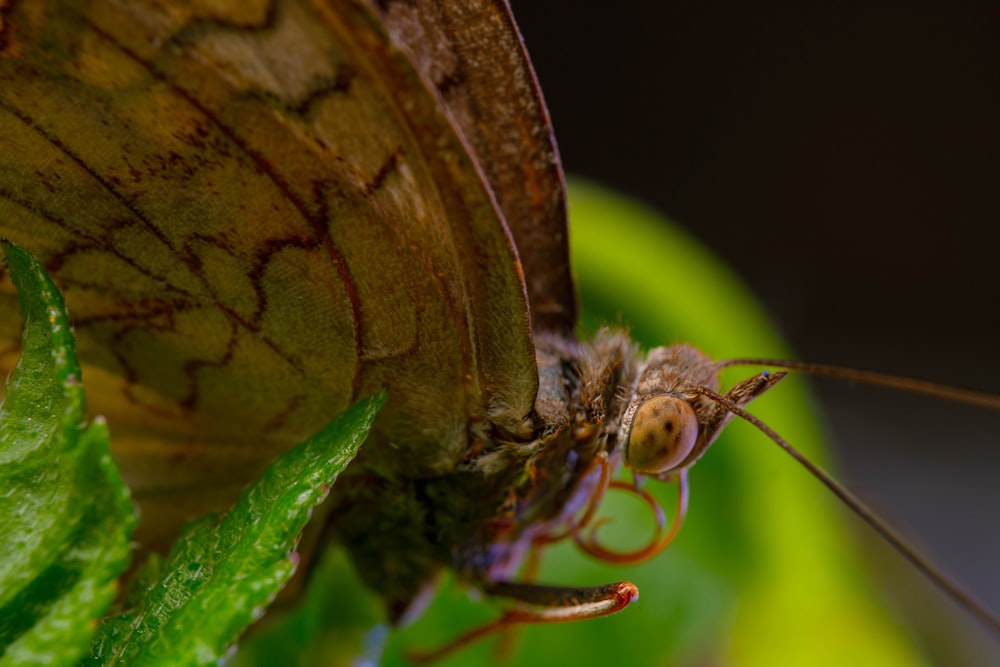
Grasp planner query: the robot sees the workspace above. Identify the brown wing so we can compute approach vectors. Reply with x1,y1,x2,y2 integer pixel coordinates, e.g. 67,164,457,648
0,0,537,545
376,0,578,333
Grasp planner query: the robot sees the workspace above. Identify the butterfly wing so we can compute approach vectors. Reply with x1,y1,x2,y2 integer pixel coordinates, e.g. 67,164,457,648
376,0,577,333
0,0,559,546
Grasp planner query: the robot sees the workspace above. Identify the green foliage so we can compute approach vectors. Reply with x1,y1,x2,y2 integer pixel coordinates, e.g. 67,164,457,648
85,391,383,666
0,243,135,667
0,243,383,666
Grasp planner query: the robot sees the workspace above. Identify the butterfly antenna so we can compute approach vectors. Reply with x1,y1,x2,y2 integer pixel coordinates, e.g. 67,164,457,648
719,358,1000,409
692,385,1000,637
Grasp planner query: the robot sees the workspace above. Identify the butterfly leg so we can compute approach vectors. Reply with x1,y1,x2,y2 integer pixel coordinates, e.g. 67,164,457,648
538,451,612,544
406,580,639,663
493,451,614,660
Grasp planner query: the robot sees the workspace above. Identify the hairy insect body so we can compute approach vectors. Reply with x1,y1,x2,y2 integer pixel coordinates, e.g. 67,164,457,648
330,328,780,622
329,328,627,618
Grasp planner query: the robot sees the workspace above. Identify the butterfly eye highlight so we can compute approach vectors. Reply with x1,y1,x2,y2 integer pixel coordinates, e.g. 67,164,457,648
625,396,699,474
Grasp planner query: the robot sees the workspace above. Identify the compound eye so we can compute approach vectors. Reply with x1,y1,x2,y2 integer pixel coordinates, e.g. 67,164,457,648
625,396,699,475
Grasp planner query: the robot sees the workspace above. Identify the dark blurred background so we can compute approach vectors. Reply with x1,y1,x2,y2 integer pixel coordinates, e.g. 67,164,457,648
511,0,1000,658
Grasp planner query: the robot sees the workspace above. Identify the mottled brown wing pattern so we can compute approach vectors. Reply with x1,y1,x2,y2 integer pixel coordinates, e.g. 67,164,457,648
0,0,544,547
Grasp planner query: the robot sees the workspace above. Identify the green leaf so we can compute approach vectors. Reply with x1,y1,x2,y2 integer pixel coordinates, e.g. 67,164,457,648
0,242,136,667
85,390,385,667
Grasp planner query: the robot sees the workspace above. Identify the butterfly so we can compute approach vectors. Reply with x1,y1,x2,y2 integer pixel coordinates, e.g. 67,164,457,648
0,1,995,665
